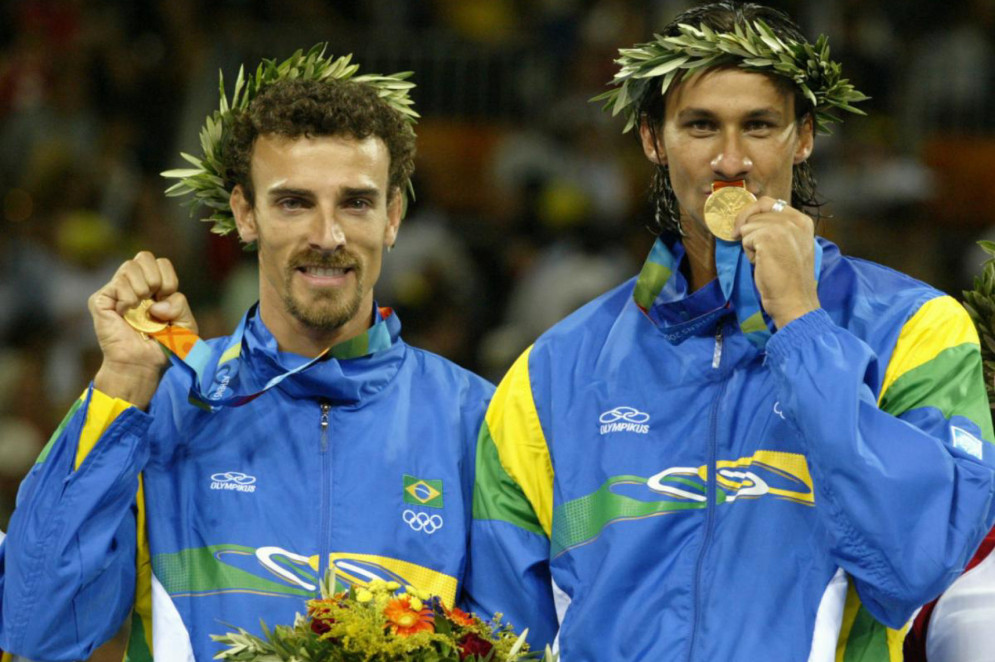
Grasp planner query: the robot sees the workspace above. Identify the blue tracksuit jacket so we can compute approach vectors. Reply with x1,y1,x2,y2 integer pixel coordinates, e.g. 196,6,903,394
465,238,995,661
0,307,493,661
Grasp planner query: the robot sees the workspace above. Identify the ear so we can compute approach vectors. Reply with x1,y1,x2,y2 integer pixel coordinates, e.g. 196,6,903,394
793,114,814,165
639,119,666,166
231,186,257,244
383,189,403,249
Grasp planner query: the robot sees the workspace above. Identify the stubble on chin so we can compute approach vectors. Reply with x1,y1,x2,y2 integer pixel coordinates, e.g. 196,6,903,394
282,248,368,333
282,268,365,333
286,291,362,332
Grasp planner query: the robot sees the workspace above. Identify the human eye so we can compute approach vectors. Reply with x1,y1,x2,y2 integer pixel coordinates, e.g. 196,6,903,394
276,196,309,212
686,119,717,134
344,197,373,213
744,119,775,135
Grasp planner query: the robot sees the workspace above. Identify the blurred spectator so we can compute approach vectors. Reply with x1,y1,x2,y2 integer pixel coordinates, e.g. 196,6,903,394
901,0,995,143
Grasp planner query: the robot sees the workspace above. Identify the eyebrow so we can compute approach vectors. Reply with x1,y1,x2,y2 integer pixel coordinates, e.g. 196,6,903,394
341,186,381,199
266,186,314,200
265,186,383,199
676,107,786,122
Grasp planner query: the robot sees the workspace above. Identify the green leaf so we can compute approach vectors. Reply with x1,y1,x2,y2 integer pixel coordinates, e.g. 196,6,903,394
591,16,867,139
641,55,690,78
611,81,630,116
161,168,203,178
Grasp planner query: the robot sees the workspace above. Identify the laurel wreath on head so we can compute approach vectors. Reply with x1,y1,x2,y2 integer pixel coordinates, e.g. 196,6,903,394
160,43,419,238
591,20,868,134
962,241,995,410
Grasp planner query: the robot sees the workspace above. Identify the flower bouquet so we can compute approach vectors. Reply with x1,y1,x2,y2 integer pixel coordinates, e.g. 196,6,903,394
212,572,557,661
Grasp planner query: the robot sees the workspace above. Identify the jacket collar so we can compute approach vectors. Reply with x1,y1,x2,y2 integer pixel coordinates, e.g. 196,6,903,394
633,236,732,344
242,304,405,405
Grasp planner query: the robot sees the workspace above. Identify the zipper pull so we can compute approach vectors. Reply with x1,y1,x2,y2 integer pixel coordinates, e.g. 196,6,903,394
320,402,331,452
711,328,723,369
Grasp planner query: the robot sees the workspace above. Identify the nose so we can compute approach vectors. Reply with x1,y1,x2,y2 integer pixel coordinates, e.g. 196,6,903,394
308,209,346,251
710,133,754,180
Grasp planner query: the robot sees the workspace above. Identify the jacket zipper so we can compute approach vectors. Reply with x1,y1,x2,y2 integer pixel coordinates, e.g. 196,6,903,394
711,326,723,369
688,329,724,660
318,401,332,593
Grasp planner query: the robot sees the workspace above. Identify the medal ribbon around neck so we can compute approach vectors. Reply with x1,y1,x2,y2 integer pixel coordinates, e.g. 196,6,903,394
707,181,822,348
633,181,822,348
123,302,395,410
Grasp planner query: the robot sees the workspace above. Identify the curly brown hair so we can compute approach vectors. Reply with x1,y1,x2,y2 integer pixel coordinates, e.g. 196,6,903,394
223,78,416,208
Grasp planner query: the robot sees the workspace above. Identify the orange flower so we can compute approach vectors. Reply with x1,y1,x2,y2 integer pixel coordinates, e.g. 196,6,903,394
384,596,435,636
445,606,476,628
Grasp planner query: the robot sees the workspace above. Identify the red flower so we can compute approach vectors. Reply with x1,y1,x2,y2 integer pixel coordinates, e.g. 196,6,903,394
458,632,494,660
306,597,338,636
310,617,332,635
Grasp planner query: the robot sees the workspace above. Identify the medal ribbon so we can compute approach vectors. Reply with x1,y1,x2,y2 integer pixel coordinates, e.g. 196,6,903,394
633,239,729,344
633,235,822,349
715,238,822,347
140,304,396,410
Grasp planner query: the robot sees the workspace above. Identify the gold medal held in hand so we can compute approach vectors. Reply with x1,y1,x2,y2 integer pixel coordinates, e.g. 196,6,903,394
123,299,168,334
703,181,756,241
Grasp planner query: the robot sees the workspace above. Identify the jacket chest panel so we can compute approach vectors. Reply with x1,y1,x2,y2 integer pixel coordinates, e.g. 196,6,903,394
143,396,468,605
547,359,818,567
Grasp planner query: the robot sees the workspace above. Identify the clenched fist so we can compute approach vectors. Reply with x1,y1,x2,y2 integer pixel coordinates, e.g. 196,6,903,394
733,197,820,329
89,251,198,408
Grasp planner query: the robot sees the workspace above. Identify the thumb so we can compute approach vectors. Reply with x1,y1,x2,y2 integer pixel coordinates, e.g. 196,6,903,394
149,293,198,335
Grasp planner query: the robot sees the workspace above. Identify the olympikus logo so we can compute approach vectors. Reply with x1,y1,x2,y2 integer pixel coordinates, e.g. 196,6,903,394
211,471,257,493
210,374,231,400
599,406,650,435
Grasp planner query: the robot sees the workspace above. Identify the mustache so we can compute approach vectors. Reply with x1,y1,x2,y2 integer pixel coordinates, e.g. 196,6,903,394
288,249,359,270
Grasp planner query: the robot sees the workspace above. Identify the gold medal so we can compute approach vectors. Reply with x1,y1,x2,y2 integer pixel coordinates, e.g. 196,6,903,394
123,299,168,334
703,183,756,241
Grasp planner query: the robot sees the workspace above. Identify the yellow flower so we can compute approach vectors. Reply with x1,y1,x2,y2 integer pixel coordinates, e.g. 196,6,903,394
385,581,401,591
356,588,373,603
409,597,423,611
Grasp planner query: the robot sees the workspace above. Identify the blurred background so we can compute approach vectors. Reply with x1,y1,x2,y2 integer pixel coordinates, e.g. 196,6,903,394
0,0,993,655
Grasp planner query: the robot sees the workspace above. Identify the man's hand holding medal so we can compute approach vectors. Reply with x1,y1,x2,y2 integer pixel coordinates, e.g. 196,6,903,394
89,251,198,408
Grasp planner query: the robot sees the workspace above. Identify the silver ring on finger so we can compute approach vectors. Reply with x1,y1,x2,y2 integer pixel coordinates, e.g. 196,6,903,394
771,199,787,213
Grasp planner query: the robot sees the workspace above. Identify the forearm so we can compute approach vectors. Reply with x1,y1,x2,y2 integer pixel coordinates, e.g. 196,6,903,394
766,309,995,625
0,386,151,659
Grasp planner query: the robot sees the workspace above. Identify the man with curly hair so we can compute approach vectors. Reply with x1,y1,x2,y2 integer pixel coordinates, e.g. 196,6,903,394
465,3,995,660
0,55,493,660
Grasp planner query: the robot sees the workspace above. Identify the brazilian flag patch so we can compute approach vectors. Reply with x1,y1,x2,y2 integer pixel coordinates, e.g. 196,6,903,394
403,474,443,509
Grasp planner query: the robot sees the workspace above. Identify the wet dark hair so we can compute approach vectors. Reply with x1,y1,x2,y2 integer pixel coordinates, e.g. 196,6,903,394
639,2,821,236
224,78,416,207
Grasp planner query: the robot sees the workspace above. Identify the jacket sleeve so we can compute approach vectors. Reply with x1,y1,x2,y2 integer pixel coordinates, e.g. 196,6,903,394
462,348,560,653
765,298,995,629
0,385,150,661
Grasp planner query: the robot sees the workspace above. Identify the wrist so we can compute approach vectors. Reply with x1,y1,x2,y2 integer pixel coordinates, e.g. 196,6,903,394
773,302,820,330
94,361,162,409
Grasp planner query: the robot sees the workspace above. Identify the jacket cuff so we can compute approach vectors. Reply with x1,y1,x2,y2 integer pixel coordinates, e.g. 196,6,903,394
765,308,835,364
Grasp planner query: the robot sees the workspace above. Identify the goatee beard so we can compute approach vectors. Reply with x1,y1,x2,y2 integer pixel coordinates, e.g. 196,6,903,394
284,249,365,332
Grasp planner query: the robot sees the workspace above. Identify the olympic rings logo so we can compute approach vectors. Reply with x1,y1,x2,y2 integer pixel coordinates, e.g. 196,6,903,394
210,471,257,485
598,406,650,424
403,509,444,534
